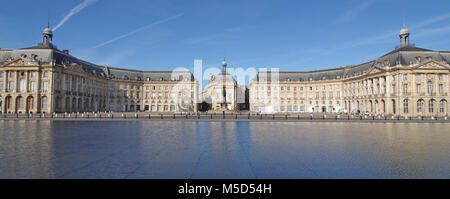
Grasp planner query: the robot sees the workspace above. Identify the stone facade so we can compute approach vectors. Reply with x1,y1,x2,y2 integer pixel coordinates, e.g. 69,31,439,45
250,27,450,117
1,25,448,117
0,28,198,114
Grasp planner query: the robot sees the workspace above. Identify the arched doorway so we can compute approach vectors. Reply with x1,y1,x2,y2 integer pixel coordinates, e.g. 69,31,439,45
77,98,82,113
26,96,34,113
72,97,77,112
65,97,70,112
90,98,94,111
84,98,89,112
5,96,12,113
392,99,396,114
375,100,379,114
356,101,360,113
55,96,61,113
16,96,23,113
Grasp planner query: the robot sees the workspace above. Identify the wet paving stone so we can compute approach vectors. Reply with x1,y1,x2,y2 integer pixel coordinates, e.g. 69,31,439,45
0,120,449,179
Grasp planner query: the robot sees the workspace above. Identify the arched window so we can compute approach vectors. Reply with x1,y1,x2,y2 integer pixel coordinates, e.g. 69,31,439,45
440,100,446,113
403,99,408,113
429,100,434,113
417,100,423,113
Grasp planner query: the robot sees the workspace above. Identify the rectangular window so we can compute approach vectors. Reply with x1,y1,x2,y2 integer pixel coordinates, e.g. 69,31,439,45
30,81,35,92
429,100,434,113
43,71,48,78
427,82,433,95
438,84,443,95
0,72,3,78
9,72,14,78
416,74,421,81
416,84,421,94
440,101,445,113
438,74,443,80
43,82,48,92
403,84,408,95
403,74,408,81
42,96,47,109
0,82,3,91
287,105,292,112
8,81,14,91
403,99,408,113
18,97,23,108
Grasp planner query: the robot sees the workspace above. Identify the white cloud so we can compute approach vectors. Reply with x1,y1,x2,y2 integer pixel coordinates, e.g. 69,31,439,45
53,0,98,31
94,13,184,48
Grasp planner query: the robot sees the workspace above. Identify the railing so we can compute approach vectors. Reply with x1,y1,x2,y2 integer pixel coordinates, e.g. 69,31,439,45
0,112,448,122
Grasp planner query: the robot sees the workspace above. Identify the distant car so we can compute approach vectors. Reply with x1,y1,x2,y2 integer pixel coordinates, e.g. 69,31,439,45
362,111,370,116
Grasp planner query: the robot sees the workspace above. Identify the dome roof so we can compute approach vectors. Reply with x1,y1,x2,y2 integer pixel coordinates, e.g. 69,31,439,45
400,25,409,36
43,27,53,35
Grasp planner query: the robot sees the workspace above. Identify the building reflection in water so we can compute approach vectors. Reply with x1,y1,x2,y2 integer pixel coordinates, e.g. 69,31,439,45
0,121,448,179
0,120,53,178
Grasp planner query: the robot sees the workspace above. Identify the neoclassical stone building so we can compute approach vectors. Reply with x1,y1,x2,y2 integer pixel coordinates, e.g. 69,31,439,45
200,60,248,111
0,26,198,114
250,26,449,117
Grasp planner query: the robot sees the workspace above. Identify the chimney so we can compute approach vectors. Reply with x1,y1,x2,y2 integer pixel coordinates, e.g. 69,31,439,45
63,49,69,54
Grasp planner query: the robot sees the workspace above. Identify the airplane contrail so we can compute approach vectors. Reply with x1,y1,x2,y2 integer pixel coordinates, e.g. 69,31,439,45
94,13,184,48
52,0,98,31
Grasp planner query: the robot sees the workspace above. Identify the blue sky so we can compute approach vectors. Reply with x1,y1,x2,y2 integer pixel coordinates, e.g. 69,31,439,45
1,0,450,76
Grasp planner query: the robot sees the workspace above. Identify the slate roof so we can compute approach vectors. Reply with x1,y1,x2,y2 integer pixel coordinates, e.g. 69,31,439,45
0,44,107,78
253,45,450,82
0,44,195,82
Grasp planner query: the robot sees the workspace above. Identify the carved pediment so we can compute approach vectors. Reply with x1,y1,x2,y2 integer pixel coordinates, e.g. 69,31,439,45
67,64,85,73
366,67,384,75
415,60,450,70
1,58,39,67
